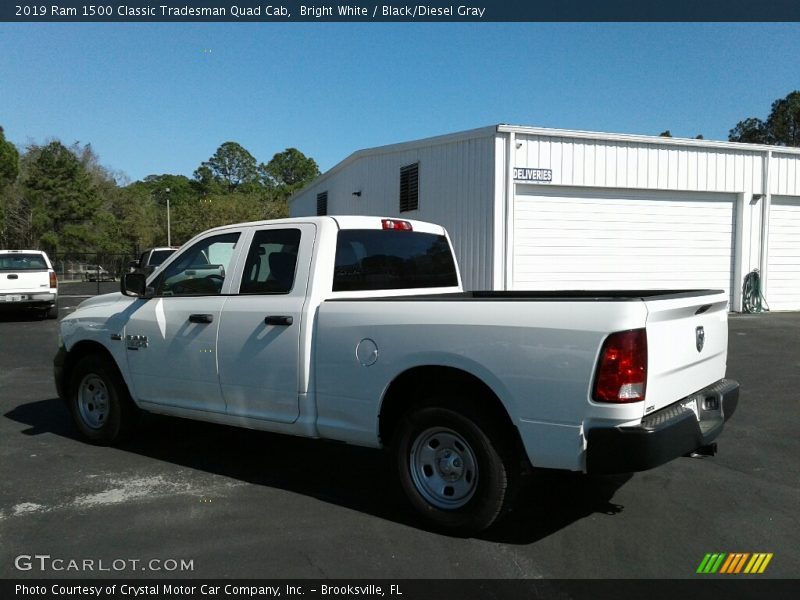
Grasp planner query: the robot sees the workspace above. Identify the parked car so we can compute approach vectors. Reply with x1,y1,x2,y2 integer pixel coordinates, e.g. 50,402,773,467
83,265,116,282
54,216,739,534
0,249,58,319
128,247,177,276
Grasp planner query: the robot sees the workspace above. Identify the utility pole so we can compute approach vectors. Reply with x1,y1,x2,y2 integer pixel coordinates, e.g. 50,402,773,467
165,187,171,247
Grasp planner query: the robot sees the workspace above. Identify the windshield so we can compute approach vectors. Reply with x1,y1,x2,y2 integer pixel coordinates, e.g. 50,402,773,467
0,254,48,271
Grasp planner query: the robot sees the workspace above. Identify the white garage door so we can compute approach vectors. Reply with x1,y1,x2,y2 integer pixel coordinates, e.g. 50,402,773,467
512,187,737,304
767,196,800,311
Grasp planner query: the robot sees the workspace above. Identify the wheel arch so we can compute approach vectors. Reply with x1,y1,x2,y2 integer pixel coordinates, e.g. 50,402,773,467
60,340,131,401
378,366,526,461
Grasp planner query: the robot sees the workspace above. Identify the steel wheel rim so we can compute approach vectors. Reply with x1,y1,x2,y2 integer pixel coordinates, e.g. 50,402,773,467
77,374,110,429
409,426,478,510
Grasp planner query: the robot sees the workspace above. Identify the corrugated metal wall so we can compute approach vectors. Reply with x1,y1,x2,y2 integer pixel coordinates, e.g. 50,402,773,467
513,135,765,193
291,133,498,290
771,152,800,196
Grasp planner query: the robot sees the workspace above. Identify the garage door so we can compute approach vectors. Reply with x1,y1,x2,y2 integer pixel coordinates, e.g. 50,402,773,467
512,187,737,304
767,196,800,311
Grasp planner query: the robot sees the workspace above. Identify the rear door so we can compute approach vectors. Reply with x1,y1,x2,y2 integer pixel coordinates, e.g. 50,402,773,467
642,291,729,414
216,223,315,423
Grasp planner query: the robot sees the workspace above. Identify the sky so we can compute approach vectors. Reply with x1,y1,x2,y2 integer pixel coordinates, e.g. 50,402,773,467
1,23,799,183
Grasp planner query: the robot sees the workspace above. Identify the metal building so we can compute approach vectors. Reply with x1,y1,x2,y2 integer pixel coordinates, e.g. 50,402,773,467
290,125,800,311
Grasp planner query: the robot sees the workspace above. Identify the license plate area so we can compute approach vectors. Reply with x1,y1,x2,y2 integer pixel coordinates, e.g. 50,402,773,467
4,295,25,302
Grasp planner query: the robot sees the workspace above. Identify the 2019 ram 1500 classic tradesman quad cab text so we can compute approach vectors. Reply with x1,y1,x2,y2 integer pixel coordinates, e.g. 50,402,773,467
54,216,739,533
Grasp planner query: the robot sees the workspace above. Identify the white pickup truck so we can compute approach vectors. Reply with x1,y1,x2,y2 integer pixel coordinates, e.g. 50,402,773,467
0,249,59,319
55,216,739,533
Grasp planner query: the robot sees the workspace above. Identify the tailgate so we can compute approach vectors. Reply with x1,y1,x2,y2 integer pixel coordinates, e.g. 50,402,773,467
643,291,729,415
0,271,51,293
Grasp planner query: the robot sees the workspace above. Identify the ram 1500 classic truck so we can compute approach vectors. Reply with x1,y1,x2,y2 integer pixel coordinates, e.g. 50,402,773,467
54,216,739,533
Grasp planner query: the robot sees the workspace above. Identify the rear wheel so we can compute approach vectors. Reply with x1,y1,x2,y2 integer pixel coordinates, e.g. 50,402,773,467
67,354,137,444
393,402,520,535
45,305,58,319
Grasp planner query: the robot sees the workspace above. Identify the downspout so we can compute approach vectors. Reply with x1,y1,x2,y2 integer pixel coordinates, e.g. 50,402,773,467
758,150,772,300
504,130,515,291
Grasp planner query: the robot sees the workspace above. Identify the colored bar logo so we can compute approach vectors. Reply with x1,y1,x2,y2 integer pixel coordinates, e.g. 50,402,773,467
697,553,773,574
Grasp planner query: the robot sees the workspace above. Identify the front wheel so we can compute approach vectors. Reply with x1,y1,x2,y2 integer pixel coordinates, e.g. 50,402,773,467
67,354,137,444
393,405,519,535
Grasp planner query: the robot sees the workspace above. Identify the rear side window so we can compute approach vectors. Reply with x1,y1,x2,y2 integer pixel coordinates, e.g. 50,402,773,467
333,230,457,292
240,229,301,294
0,254,48,270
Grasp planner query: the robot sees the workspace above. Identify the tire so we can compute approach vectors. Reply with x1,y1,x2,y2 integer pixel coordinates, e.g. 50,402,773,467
393,402,520,535
45,305,58,320
67,353,137,444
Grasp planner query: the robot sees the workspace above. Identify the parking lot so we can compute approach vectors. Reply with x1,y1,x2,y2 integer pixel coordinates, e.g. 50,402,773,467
1,282,798,579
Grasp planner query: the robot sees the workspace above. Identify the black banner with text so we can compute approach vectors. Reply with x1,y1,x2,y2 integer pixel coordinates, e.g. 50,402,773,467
3,1,800,22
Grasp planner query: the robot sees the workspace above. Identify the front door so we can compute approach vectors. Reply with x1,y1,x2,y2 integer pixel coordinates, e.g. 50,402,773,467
125,230,242,414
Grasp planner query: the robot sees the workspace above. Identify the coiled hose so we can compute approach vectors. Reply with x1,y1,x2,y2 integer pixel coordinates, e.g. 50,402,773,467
742,270,769,313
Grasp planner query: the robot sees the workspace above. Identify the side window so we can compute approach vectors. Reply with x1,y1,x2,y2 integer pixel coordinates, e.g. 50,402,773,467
157,232,240,297
240,229,301,295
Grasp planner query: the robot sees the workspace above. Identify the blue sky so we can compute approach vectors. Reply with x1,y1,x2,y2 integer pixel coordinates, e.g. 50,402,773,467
1,23,799,182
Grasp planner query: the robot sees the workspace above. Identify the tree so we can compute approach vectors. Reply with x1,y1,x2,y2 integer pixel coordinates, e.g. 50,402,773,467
22,141,103,253
260,147,320,190
0,126,21,246
729,91,800,146
0,126,19,189
729,117,768,144
195,142,258,191
765,91,800,146
658,130,672,138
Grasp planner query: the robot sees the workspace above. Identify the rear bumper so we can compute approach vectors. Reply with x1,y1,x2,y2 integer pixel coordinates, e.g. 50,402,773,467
0,292,57,310
586,378,739,474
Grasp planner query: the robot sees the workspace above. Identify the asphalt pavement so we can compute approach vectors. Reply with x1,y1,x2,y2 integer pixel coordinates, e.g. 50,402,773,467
0,283,798,579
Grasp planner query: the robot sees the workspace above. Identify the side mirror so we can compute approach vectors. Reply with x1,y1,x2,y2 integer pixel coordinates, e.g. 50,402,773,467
121,273,154,298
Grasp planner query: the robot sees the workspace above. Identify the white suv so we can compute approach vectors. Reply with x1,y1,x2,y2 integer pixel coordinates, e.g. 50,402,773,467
0,250,59,319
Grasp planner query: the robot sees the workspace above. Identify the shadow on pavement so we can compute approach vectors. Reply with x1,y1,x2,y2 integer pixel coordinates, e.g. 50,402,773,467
5,397,631,544
0,311,50,323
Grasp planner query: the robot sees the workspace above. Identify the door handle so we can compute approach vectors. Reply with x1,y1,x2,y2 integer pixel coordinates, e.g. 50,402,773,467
189,313,214,324
265,315,293,326
7,274,18,279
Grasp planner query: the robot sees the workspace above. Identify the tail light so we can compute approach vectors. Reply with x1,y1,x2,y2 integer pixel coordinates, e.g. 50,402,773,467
49,270,58,289
593,328,647,403
382,219,413,231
